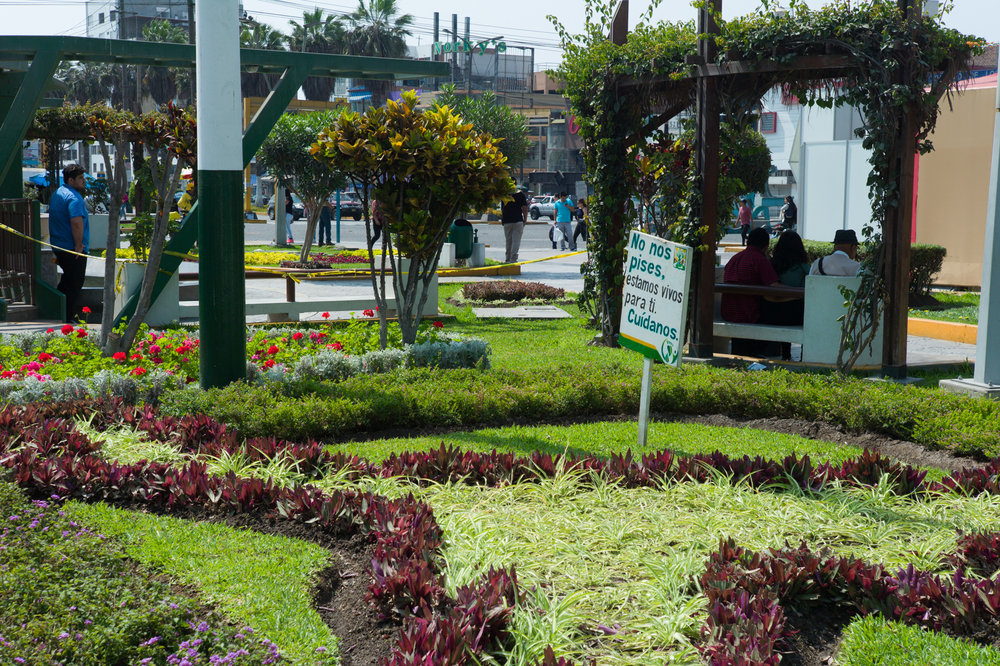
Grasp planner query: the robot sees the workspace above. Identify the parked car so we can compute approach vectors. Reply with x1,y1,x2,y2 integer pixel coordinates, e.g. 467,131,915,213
529,195,557,220
332,191,364,220
267,193,304,221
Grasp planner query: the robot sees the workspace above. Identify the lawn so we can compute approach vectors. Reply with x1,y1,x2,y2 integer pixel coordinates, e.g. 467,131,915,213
910,291,980,324
3,279,1000,664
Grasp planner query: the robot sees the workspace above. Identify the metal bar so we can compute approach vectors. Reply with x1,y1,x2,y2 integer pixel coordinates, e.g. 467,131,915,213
0,49,58,187
0,37,449,79
242,65,311,164
637,356,653,447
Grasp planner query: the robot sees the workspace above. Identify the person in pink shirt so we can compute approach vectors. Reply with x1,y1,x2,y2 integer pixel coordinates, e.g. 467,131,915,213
737,199,753,246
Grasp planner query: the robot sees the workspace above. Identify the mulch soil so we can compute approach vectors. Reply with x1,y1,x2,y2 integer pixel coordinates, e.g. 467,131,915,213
780,602,858,666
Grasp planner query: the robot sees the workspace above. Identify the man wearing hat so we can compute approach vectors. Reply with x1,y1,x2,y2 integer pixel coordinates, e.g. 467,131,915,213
48,163,90,322
501,182,529,264
810,229,860,276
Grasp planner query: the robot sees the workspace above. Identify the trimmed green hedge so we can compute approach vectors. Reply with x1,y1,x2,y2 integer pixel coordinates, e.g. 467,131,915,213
795,240,946,295
161,364,1000,458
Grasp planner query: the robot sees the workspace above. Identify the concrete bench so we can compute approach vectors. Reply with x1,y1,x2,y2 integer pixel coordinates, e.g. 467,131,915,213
713,275,882,365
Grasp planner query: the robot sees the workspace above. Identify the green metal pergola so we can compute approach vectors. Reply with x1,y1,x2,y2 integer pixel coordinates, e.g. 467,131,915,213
0,36,448,332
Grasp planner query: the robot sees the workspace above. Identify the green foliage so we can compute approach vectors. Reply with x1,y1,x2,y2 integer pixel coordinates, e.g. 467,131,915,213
124,211,182,262
0,483,283,665
344,0,413,106
838,614,1000,665
792,241,946,295
910,291,979,324
550,0,983,361
436,85,531,169
311,91,512,344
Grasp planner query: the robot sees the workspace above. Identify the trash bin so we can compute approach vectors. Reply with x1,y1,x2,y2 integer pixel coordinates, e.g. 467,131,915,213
448,219,474,260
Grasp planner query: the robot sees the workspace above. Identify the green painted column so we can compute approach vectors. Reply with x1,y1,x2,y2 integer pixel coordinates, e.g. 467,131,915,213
196,0,245,387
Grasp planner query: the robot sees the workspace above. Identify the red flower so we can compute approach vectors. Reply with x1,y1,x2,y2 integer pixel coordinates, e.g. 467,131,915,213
46,328,54,334
76,329,88,338
331,341,343,351
292,332,303,341
61,324,74,335
432,321,444,329
113,352,127,362
37,353,53,362
362,309,375,318
267,345,280,355
130,354,142,361
263,359,276,368
322,312,330,319
82,306,91,314
130,367,147,376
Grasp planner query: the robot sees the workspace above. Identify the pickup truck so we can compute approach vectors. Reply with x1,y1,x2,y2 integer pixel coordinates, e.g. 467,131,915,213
529,196,556,220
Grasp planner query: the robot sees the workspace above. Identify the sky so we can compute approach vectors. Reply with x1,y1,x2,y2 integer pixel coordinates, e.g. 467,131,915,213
0,0,996,72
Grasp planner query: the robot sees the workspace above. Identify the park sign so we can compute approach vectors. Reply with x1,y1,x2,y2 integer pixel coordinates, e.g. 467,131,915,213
618,230,693,367
433,38,506,56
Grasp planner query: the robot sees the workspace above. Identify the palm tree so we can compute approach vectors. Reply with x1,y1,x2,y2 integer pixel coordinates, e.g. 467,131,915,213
288,8,345,102
345,0,413,107
240,22,286,99
141,19,189,106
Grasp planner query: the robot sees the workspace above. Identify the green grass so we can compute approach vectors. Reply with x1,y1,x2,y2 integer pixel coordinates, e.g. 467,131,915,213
325,419,874,466
909,291,980,324
64,502,339,665
315,468,1000,665
837,614,1000,665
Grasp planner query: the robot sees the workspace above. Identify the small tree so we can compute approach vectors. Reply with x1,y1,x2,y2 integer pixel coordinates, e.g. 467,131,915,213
435,85,531,169
87,106,139,348
312,91,511,345
107,103,196,356
257,110,347,260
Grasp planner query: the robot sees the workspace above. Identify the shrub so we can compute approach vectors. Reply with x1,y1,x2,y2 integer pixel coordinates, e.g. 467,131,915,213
461,280,566,303
797,241,945,295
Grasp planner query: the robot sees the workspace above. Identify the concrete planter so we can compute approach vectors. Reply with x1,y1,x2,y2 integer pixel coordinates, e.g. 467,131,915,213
114,262,180,327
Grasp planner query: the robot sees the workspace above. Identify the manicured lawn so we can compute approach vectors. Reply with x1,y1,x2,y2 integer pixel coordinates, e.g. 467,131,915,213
910,291,980,324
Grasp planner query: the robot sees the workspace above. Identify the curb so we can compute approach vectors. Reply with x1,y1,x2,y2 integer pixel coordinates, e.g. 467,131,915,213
908,317,977,345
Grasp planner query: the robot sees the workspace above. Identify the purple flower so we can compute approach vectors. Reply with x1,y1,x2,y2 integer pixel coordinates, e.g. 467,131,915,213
140,636,161,647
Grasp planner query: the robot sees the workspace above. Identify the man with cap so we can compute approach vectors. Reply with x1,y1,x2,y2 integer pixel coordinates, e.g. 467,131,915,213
48,163,90,322
501,182,529,264
810,229,861,276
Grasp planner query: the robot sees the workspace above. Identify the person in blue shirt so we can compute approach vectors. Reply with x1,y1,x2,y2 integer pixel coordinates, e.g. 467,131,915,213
553,192,577,251
48,163,90,322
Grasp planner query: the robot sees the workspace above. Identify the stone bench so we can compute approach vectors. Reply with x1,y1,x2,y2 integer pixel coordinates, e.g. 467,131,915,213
713,275,882,365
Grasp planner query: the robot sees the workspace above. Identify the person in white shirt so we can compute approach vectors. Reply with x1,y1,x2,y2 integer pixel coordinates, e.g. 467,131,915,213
810,229,861,276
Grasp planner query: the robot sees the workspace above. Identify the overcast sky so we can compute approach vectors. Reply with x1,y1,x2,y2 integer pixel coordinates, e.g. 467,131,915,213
1,0,996,71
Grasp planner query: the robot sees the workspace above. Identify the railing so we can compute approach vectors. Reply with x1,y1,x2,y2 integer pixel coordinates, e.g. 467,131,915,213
0,199,35,305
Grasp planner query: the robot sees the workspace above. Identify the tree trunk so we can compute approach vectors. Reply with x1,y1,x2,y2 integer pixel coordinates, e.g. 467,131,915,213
298,203,322,261
98,138,128,350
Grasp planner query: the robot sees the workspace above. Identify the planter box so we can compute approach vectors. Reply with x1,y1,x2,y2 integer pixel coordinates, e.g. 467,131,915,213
114,263,180,327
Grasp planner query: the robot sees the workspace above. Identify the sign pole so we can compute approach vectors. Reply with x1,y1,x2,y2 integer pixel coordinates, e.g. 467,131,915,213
638,357,653,447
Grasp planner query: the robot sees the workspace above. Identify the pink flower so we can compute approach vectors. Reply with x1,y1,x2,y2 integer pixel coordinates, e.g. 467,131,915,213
113,352,127,362
432,321,444,329
61,324,74,335
149,345,161,354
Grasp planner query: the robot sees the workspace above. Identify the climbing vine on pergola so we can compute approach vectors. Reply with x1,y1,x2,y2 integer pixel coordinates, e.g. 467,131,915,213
551,0,983,374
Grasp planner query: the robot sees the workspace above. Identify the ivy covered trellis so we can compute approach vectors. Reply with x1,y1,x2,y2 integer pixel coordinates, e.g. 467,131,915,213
551,0,984,374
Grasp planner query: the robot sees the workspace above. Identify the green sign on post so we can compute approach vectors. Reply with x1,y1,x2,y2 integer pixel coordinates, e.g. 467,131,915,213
618,230,693,448
432,39,506,56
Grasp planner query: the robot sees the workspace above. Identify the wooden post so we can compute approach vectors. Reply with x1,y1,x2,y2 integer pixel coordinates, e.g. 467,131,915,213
882,0,921,378
691,0,722,358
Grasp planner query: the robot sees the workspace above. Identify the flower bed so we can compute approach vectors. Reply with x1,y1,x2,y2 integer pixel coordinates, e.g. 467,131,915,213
0,316,482,392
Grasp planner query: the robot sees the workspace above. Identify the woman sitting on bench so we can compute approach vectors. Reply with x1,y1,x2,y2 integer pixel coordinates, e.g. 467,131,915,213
761,231,809,360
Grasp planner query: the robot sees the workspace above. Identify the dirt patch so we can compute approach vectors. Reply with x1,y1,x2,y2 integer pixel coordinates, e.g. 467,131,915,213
666,413,986,472
780,602,856,666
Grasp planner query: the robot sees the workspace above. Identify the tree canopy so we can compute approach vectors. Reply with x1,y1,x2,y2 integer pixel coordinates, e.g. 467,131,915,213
435,85,531,170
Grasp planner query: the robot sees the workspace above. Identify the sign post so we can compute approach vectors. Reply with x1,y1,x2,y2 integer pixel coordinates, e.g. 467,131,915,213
618,230,693,446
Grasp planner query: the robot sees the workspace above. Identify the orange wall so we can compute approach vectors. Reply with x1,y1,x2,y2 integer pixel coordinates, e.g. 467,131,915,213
915,85,995,287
